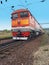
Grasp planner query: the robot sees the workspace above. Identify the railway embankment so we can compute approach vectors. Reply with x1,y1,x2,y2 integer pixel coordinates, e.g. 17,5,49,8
33,33,49,65
0,34,49,65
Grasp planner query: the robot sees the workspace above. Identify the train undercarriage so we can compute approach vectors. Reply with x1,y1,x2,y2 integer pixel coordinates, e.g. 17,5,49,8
12,27,41,40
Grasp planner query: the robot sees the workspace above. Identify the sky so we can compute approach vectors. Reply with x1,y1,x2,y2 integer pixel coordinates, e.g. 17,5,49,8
0,0,49,30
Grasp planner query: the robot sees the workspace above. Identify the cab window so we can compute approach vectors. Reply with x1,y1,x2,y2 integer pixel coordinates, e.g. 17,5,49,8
20,12,28,18
12,13,18,19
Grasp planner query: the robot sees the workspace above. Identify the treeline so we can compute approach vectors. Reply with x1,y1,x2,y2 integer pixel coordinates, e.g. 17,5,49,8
0,29,12,32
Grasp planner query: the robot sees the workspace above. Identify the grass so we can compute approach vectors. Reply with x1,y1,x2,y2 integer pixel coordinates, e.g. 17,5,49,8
0,31,12,39
39,33,49,46
43,48,49,51
33,32,49,65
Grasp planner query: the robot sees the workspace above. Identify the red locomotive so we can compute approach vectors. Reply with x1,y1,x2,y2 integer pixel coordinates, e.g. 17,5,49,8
11,9,44,40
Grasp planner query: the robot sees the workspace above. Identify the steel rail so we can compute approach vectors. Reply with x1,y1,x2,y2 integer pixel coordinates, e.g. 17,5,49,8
0,34,43,51
0,40,25,51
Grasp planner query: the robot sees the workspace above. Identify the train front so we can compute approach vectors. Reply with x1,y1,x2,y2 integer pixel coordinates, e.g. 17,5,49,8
11,9,30,40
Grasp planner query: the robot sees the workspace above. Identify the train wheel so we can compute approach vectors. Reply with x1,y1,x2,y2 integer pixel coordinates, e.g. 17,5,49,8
28,31,35,40
36,31,39,36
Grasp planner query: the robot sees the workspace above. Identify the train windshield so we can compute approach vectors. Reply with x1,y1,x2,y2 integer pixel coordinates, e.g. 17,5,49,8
12,13,18,19
20,12,28,18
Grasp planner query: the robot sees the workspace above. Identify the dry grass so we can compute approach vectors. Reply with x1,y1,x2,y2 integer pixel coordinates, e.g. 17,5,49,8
39,33,49,46
0,31,12,38
33,45,49,65
33,33,49,65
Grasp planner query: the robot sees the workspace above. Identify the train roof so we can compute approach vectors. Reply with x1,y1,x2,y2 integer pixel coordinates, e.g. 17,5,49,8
12,9,29,15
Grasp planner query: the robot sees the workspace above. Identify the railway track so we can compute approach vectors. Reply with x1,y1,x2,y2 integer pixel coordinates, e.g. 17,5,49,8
0,37,13,44
0,35,42,52
0,40,24,51
0,35,44,65
0,37,35,52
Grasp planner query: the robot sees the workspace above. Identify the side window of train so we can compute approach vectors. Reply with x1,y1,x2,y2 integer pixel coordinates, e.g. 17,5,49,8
30,12,32,19
31,14,32,19
31,13,32,16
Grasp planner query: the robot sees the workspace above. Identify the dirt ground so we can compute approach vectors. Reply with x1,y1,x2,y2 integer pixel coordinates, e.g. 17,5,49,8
0,36,41,65
33,34,49,65
33,45,49,65
0,34,49,65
